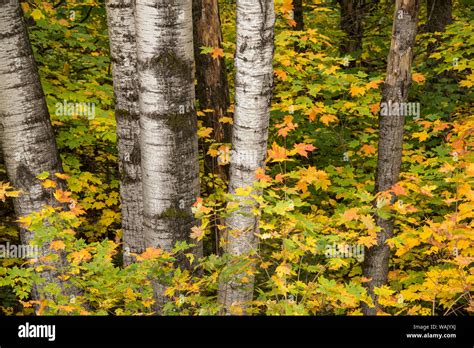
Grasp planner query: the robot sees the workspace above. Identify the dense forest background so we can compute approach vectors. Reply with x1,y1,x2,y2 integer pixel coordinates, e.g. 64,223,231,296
0,0,473,316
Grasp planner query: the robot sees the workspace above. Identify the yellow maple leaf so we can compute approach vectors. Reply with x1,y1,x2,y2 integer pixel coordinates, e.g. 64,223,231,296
207,148,219,157
320,114,338,126
267,142,288,162
55,172,70,180
276,263,292,277
42,179,57,189
50,240,66,251
53,189,72,203
281,0,294,14
350,84,366,97
70,249,92,264
197,127,213,138
219,116,233,124
31,9,45,21
21,3,30,13
18,215,32,228
412,131,429,142
235,186,252,196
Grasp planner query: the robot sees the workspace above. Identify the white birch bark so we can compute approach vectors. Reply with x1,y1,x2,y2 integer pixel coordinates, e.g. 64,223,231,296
0,0,77,302
135,0,201,311
218,0,275,313
105,0,144,265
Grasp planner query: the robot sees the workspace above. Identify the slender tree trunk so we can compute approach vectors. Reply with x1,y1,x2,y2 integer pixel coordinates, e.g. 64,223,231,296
192,0,230,255
293,0,304,30
425,0,452,52
192,0,230,157
135,0,201,311
339,0,365,58
105,0,144,266
217,0,275,314
362,0,420,316
0,0,77,303
425,0,452,33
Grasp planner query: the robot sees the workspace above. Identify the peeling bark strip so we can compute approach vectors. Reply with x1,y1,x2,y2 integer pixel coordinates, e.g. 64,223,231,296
217,0,275,314
362,0,420,316
105,0,144,266
135,0,201,310
0,0,77,302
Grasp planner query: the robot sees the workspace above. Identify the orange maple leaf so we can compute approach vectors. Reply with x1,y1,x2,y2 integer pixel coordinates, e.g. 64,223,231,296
211,47,224,59
360,144,376,155
341,208,359,222
293,143,316,157
320,114,338,126
50,240,66,251
267,142,288,162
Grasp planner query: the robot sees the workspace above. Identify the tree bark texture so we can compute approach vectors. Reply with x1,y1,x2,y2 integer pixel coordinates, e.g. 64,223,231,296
135,0,202,311
362,0,420,316
193,0,230,255
0,0,77,303
217,0,275,314
339,0,365,56
105,0,144,266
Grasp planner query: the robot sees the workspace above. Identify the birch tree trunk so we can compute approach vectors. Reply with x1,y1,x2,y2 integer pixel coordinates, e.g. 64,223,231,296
105,0,144,266
218,0,275,314
362,0,420,316
0,0,76,302
135,0,201,310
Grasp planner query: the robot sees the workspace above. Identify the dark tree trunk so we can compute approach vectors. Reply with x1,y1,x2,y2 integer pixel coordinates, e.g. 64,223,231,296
339,0,365,58
362,0,420,316
425,0,452,52
193,0,230,255
193,0,230,176
425,0,452,33
293,0,304,30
